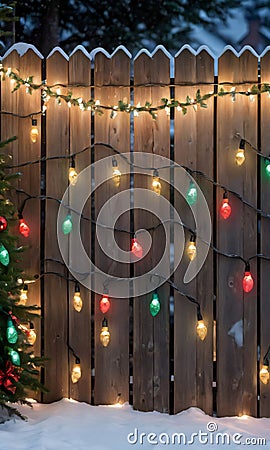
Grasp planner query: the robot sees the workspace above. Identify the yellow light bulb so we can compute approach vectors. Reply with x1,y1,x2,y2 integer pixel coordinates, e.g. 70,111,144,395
113,168,121,187
112,157,121,187
152,170,161,195
30,119,39,143
235,139,245,166
187,236,196,261
100,318,110,347
27,326,37,346
73,286,83,312
18,284,28,305
69,166,78,185
260,365,270,385
71,360,82,383
196,320,207,341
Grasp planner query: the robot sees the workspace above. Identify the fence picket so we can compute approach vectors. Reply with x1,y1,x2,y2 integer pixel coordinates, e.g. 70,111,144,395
1,48,42,399
174,48,214,414
44,50,69,401
68,48,92,402
133,49,170,413
259,49,270,418
94,49,130,405
216,49,258,416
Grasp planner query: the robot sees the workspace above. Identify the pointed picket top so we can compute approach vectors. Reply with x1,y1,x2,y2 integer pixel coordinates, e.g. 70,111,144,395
69,45,91,60
47,46,69,60
260,46,270,58
134,45,172,61
134,45,172,76
238,45,259,58
175,44,197,58
218,45,259,59
2,42,43,59
90,45,131,60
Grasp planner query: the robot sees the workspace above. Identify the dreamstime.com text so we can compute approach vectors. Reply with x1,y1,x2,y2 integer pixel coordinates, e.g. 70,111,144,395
127,422,267,446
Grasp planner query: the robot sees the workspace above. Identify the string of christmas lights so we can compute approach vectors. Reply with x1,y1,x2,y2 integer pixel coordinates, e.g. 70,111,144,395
15,187,270,267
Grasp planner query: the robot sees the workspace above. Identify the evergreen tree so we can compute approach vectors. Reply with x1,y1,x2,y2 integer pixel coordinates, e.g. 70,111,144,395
12,0,244,56
0,137,45,420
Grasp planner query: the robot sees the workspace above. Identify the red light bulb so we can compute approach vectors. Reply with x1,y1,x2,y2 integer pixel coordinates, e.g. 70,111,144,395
0,216,7,231
100,295,110,314
19,218,30,237
220,194,231,220
131,238,143,258
242,265,254,293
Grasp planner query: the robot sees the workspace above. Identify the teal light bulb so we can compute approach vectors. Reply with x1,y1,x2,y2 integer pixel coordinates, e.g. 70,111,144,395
150,292,161,317
9,349,20,366
0,243,9,266
265,160,270,178
7,317,18,344
186,181,197,206
62,214,73,235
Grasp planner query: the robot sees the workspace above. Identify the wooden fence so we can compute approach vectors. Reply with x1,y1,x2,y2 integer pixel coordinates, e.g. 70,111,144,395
1,43,270,417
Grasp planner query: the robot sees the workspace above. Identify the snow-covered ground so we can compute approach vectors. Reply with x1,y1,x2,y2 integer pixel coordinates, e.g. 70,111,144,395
0,399,270,449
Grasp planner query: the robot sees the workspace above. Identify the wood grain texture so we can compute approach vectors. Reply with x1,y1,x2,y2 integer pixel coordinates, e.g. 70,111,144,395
44,51,69,402
174,48,214,414
1,49,42,400
133,49,170,413
216,49,257,417
94,50,130,405
259,50,270,418
68,49,92,402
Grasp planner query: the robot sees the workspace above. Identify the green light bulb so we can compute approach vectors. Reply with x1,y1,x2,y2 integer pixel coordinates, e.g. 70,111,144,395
62,214,73,235
150,292,160,317
9,349,20,366
186,182,197,206
265,160,270,178
7,317,18,344
0,243,9,266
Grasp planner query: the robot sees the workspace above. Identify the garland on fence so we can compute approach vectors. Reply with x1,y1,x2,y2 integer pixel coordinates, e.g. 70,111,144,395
0,65,270,118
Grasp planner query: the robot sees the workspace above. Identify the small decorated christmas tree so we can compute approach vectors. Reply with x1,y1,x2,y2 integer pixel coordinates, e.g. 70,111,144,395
0,137,45,420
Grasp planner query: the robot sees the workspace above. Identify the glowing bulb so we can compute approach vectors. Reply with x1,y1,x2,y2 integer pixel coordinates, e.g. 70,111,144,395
30,119,39,143
152,169,161,195
220,192,231,219
235,139,245,166
0,216,7,231
149,292,160,317
260,364,270,385
0,243,9,266
69,167,78,185
186,181,197,205
265,159,270,178
131,238,143,258
9,348,20,366
100,295,111,314
7,317,18,344
62,214,73,235
196,320,207,341
19,284,28,305
242,264,254,293
100,318,110,347
27,323,37,345
112,157,121,187
69,157,78,185
187,235,196,261
71,358,81,383
19,218,30,237
73,283,82,312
